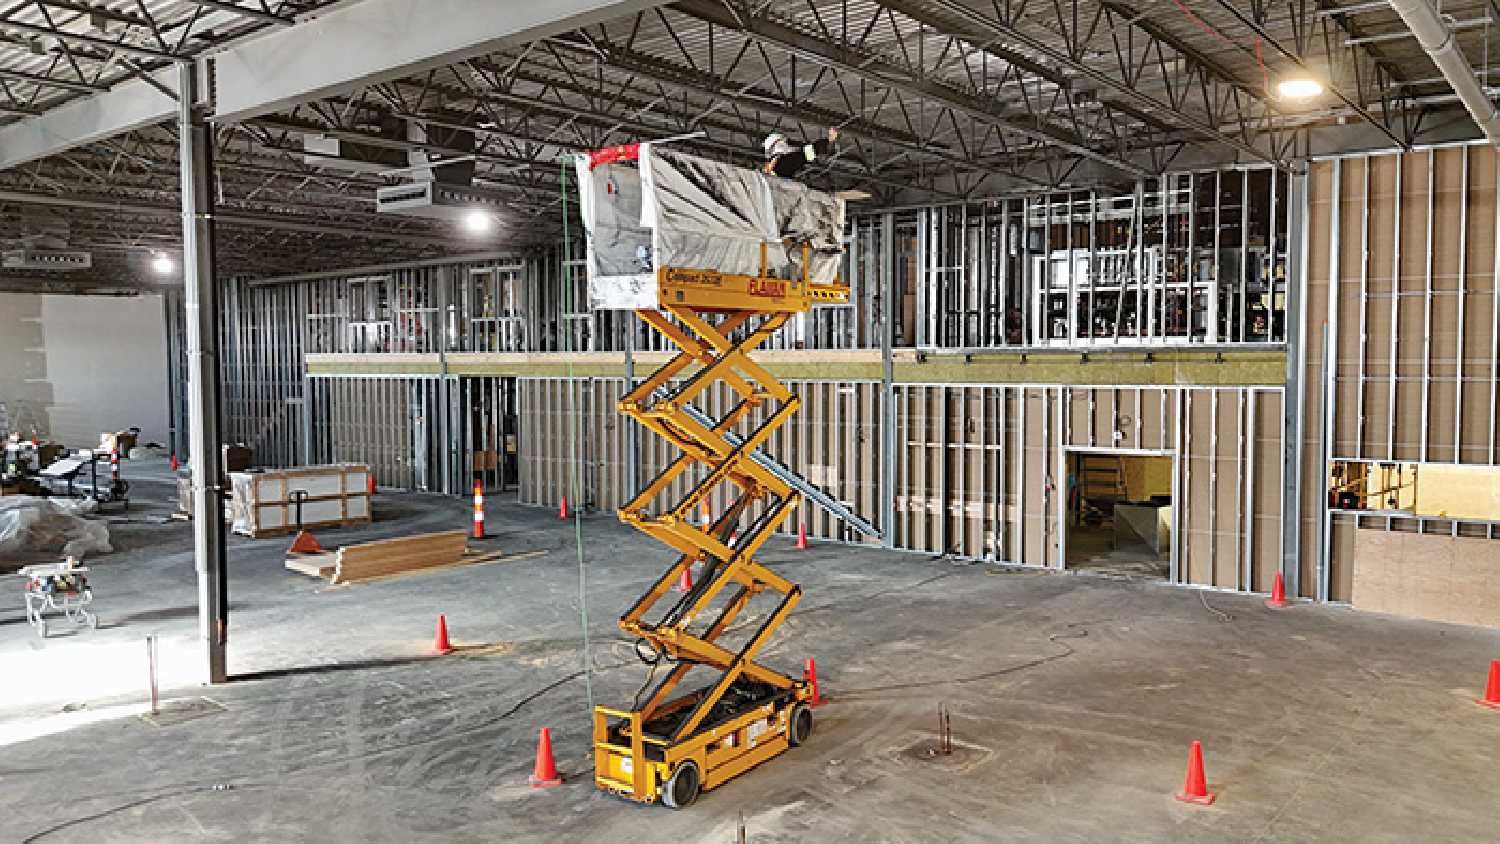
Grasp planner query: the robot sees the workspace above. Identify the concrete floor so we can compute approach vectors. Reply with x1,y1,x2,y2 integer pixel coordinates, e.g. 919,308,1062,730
1066,527,1170,580
4,456,1500,842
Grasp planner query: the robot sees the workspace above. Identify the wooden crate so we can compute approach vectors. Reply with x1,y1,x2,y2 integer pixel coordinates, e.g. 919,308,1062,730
230,464,371,538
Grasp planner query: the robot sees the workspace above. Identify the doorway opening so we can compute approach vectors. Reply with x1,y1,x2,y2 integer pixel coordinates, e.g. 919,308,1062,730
1066,451,1172,579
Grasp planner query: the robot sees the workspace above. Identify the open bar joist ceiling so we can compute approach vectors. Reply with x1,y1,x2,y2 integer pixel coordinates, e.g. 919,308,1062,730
2,0,1499,290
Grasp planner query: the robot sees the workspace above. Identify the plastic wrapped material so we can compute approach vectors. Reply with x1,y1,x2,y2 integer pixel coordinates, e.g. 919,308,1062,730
577,160,653,288
0,496,111,559
765,176,846,285
641,146,784,280
577,144,846,309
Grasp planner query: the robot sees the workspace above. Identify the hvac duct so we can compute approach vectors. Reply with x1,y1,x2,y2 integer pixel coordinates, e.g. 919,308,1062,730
1388,0,1500,144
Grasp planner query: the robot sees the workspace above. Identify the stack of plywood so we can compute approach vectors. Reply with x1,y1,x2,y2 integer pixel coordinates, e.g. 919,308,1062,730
230,463,370,538
284,530,475,584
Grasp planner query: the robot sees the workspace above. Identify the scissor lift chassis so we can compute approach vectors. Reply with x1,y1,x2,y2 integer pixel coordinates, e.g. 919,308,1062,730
593,264,847,807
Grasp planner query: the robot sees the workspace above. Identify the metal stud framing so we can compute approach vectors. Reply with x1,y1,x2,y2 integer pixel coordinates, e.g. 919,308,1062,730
1300,140,1500,604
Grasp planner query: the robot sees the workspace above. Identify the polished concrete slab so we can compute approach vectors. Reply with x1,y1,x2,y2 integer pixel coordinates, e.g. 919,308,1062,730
3,457,1499,842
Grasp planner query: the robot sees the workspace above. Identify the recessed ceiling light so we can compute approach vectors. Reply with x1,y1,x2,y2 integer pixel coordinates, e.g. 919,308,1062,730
151,253,175,275
1277,77,1324,100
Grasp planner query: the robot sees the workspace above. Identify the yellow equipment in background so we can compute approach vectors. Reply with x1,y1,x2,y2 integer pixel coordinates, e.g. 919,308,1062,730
592,249,849,808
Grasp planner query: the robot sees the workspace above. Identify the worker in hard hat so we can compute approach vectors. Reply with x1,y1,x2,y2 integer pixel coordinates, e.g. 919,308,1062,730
763,127,839,180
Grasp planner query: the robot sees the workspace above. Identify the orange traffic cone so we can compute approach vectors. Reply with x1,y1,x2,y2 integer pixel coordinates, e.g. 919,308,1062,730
287,530,323,556
170,453,179,471
1477,660,1500,709
559,496,569,520
795,522,809,550
432,614,454,655
1174,741,1216,805
674,564,694,593
528,727,562,788
699,499,711,526
804,656,822,707
1266,571,1290,608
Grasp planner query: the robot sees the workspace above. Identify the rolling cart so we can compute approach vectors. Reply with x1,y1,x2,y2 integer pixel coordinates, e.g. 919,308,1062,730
21,559,98,641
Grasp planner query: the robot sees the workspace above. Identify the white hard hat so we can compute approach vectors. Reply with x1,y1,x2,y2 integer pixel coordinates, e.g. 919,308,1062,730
763,132,787,157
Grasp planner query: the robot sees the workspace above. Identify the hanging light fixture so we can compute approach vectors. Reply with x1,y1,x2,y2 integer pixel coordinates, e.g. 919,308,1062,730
1276,77,1324,100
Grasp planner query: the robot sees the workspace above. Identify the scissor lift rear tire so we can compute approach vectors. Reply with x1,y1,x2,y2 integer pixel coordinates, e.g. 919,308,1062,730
661,759,701,809
788,703,813,747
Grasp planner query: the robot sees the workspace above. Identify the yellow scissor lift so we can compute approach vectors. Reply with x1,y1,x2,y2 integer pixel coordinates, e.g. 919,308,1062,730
592,252,849,808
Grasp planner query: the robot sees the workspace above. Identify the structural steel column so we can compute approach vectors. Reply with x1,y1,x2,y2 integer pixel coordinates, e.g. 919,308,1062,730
1281,168,1309,598
879,212,896,548
179,61,228,684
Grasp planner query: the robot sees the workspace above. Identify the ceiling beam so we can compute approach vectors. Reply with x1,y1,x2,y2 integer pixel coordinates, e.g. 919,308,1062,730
191,1,296,26
0,65,186,170
0,188,461,246
210,0,669,123
0,66,109,93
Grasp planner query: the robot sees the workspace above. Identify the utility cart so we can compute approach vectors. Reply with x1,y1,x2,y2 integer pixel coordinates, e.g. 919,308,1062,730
21,559,98,641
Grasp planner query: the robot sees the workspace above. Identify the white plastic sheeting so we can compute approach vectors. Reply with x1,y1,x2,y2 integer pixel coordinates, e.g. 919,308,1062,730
0,496,111,559
576,145,845,310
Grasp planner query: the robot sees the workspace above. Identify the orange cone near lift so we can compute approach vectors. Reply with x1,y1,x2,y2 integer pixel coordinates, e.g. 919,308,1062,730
674,563,694,593
795,521,809,550
287,530,323,555
1174,740,1216,805
170,453,179,471
804,656,822,707
1477,659,1500,709
559,495,569,520
432,614,454,655
1266,571,1290,608
472,480,485,539
528,727,562,788
700,499,712,526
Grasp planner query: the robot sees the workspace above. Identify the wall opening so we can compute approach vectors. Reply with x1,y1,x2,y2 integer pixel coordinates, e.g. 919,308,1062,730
1065,451,1173,578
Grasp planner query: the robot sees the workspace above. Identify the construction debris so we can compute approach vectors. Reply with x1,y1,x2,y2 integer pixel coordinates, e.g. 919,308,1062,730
0,495,111,559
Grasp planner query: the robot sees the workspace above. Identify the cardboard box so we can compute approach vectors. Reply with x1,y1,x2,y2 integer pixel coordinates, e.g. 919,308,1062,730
99,429,139,456
222,444,253,472
38,443,65,466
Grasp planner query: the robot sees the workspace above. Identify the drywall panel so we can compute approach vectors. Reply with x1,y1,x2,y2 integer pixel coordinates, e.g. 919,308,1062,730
1251,390,1284,593
7,293,171,447
0,292,52,438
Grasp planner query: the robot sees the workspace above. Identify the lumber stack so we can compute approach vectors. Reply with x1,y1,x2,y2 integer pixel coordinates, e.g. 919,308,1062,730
329,530,469,585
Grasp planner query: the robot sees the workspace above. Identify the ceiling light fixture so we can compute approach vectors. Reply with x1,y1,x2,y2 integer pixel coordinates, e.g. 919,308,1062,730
463,209,494,234
1277,77,1324,100
151,253,175,275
